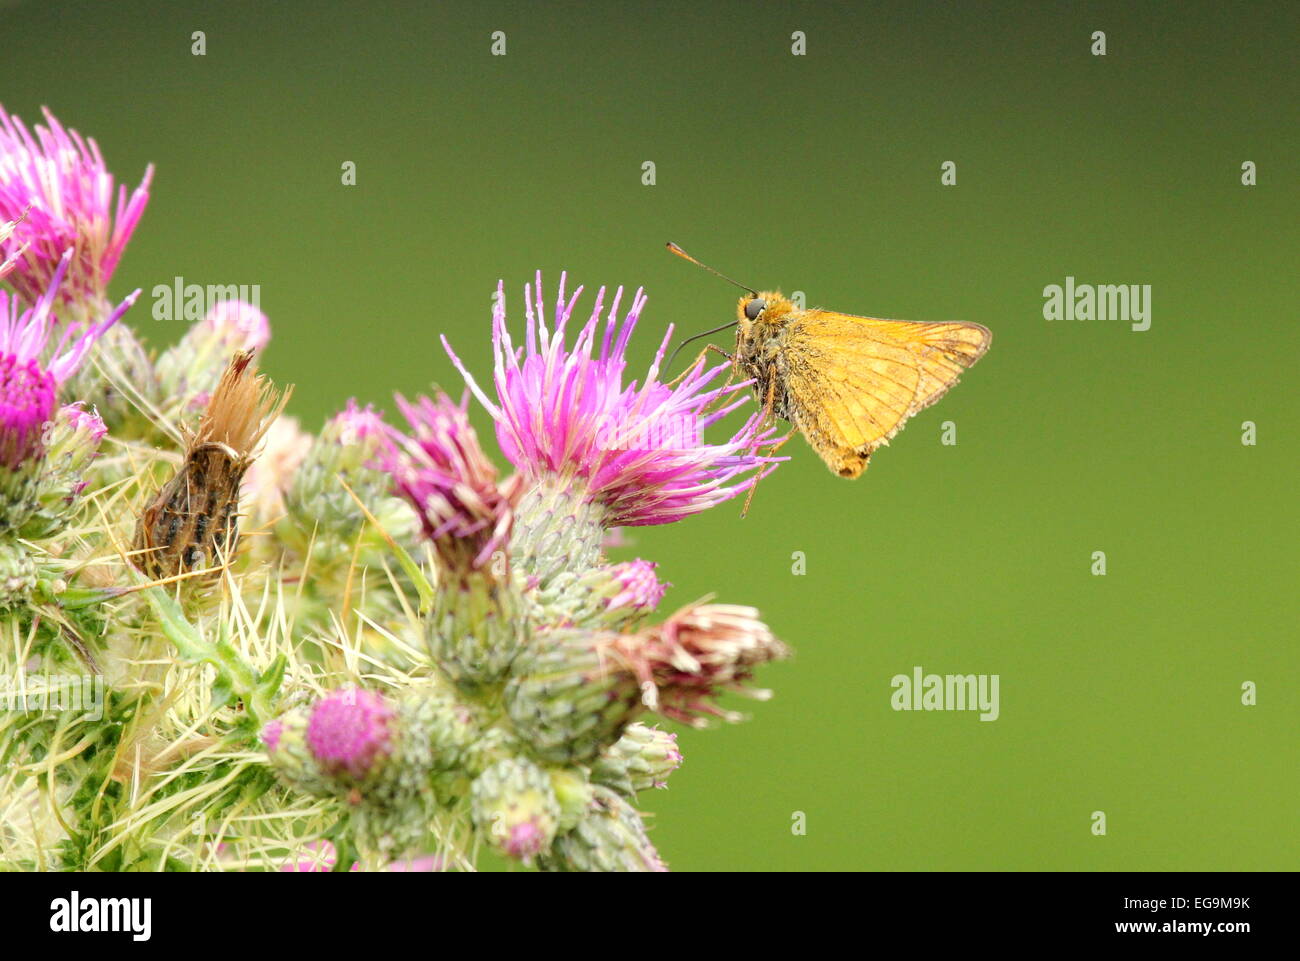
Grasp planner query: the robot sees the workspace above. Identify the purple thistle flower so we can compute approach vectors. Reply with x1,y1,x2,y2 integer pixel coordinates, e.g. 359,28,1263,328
443,271,781,527
305,687,395,781
606,559,667,613
0,249,136,469
0,105,153,305
381,391,517,572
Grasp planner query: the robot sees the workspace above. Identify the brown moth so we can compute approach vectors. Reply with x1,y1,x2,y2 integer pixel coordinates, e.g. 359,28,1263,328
133,350,291,581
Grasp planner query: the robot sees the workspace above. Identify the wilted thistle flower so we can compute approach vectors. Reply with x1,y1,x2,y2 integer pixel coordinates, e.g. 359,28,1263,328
133,351,290,579
611,602,790,725
1,249,135,530
506,602,788,762
445,272,778,529
155,300,271,410
0,105,153,305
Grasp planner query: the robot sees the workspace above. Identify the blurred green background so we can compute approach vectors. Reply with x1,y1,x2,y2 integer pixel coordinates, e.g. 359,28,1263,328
4,0,1295,870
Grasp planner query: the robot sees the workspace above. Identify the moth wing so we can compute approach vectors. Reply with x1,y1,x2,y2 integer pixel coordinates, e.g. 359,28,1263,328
784,310,990,477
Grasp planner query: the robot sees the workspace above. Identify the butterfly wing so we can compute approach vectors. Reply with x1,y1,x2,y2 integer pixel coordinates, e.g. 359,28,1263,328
784,310,990,478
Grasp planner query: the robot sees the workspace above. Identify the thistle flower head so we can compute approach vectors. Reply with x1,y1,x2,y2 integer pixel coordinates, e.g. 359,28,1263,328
382,390,516,572
604,602,790,726
0,249,134,468
0,105,153,304
444,272,780,527
305,688,395,781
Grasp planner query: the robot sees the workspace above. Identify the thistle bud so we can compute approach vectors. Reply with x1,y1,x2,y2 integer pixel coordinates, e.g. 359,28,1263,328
590,723,682,797
540,786,667,873
508,603,787,763
306,687,396,783
262,707,332,797
504,626,642,763
284,400,393,542
19,404,107,539
530,557,668,631
470,757,560,862
266,686,473,858
0,540,37,607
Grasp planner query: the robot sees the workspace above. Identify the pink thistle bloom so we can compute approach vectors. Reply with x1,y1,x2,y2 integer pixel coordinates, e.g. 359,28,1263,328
323,398,387,450
56,402,107,444
0,249,137,469
443,272,781,527
305,687,395,781
606,559,667,613
196,300,270,352
381,391,517,572
0,106,153,305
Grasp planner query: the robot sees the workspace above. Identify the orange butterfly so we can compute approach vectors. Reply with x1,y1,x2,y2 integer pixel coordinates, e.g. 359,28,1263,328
668,243,990,483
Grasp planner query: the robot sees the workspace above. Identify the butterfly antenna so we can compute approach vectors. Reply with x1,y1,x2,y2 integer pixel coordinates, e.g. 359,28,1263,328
665,320,739,371
666,242,757,296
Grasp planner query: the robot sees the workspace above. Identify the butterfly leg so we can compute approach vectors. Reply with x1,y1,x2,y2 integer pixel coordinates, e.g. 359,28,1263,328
740,367,781,518
665,344,733,389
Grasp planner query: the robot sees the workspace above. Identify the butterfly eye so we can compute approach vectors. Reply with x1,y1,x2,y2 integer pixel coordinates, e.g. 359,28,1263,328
744,298,766,320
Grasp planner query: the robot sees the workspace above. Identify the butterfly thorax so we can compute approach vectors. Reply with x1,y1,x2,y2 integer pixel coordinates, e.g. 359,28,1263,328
734,291,798,421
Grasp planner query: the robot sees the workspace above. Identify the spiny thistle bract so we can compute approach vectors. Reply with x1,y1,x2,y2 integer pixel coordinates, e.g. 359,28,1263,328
0,106,790,872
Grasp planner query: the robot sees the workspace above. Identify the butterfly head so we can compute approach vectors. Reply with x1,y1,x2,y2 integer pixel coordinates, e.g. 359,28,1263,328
736,291,793,332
